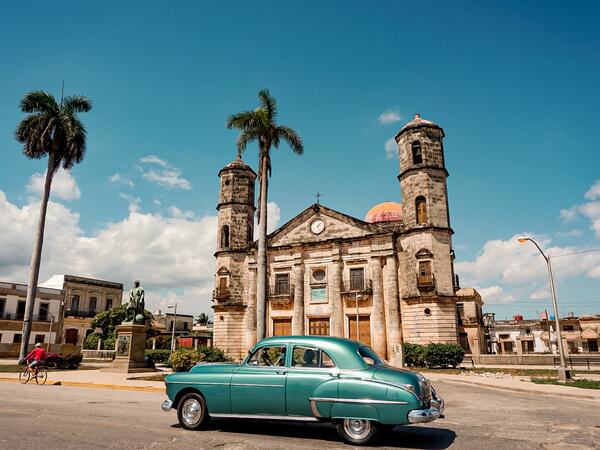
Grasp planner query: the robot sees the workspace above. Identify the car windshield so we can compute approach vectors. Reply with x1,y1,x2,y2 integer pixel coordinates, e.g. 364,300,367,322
358,346,385,366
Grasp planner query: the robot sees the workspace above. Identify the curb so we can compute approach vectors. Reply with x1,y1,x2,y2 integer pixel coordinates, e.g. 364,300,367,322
433,376,599,401
0,376,163,393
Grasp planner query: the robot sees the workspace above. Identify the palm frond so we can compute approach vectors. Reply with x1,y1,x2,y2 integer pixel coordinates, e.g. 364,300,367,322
276,125,304,155
15,115,54,159
61,114,87,169
237,130,258,154
19,91,58,114
226,110,258,130
258,89,277,122
63,95,92,113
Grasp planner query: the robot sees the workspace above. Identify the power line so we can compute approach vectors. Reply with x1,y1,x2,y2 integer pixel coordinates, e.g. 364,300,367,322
551,247,600,258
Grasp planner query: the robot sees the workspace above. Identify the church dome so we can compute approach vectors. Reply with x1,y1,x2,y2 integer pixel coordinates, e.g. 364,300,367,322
218,155,256,176
365,202,403,223
397,113,444,137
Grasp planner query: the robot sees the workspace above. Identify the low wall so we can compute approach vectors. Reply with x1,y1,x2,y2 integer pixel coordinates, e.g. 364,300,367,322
0,343,81,358
82,350,116,361
464,354,555,366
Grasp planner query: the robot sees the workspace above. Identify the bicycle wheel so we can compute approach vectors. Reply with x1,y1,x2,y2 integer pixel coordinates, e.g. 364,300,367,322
19,368,30,384
35,368,48,385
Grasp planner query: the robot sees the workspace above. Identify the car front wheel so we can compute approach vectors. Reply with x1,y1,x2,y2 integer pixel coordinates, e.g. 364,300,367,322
336,418,380,445
177,393,209,430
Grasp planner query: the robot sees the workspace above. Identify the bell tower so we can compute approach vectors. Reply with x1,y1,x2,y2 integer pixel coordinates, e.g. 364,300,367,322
213,156,256,359
396,114,458,344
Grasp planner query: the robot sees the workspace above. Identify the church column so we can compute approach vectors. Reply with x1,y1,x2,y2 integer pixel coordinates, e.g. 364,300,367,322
292,264,305,335
384,255,403,366
370,257,387,358
330,258,344,337
245,268,257,350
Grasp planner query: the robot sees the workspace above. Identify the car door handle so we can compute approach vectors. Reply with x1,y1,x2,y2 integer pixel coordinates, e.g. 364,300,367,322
275,369,287,375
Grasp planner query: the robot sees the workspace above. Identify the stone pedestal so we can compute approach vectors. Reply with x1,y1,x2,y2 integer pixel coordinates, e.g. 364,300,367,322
101,324,150,373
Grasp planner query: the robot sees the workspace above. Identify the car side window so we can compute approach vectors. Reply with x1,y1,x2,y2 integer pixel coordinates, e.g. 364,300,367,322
292,346,336,368
246,346,286,367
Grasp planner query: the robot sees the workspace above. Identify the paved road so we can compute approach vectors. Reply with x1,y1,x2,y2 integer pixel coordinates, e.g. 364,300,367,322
0,380,598,449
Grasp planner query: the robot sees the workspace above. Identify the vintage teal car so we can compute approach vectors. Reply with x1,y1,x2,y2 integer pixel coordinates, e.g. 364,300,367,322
161,336,444,445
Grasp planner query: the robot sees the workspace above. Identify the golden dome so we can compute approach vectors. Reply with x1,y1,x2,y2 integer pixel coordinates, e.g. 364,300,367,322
365,202,403,223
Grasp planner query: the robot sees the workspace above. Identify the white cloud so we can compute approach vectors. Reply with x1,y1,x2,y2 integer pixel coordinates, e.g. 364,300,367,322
254,202,282,238
529,287,549,300
584,180,600,200
560,207,578,222
27,169,80,201
555,229,583,238
0,188,283,317
477,285,516,304
378,108,402,124
118,193,142,212
109,173,134,188
139,155,191,190
384,138,397,159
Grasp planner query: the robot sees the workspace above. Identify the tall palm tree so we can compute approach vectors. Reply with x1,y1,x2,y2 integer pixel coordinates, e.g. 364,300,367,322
15,90,92,361
226,89,303,340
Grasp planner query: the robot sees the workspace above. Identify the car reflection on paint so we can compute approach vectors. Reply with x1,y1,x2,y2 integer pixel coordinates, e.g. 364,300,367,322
161,336,444,445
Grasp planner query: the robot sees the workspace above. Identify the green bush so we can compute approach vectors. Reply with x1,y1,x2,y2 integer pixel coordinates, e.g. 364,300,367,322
402,343,465,368
84,333,100,350
145,349,171,363
424,343,465,368
168,346,230,372
403,343,427,367
46,354,83,370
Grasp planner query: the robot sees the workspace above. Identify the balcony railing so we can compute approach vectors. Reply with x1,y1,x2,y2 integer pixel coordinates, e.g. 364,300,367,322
341,278,373,294
0,313,52,322
416,273,436,289
269,284,294,297
65,309,96,318
212,288,230,300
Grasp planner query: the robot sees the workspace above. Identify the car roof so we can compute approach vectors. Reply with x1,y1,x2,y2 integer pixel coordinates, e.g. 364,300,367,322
255,336,368,370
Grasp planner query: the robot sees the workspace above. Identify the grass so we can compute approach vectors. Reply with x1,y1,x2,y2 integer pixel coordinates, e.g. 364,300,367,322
416,367,582,376
531,377,600,390
128,373,168,382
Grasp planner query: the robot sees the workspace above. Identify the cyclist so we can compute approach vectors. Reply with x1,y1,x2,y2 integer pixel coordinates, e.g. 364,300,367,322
24,343,47,375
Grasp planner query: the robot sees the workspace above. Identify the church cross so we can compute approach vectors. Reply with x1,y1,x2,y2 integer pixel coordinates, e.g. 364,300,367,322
315,192,323,205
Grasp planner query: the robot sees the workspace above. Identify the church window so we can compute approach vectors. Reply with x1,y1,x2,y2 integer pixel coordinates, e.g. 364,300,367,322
412,141,423,164
418,260,433,286
349,268,365,290
274,274,290,295
309,318,330,336
312,268,326,282
221,225,230,248
416,196,428,225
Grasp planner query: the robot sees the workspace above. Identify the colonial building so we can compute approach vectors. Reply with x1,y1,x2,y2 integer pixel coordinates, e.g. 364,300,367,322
212,114,484,362
40,274,123,347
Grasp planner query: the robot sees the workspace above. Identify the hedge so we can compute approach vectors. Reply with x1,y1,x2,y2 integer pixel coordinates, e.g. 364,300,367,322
168,346,230,372
45,354,83,370
145,349,171,363
403,343,465,368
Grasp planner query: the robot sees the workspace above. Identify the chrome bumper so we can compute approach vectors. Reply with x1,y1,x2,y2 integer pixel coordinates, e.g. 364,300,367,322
408,395,445,424
161,399,173,411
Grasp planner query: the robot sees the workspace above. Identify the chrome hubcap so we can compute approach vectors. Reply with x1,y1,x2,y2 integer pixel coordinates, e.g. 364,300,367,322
343,419,371,440
181,398,202,426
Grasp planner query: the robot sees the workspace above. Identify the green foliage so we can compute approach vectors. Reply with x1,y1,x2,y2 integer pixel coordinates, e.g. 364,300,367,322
146,335,171,350
168,346,231,372
195,313,209,325
84,333,100,350
89,304,154,350
145,349,171,363
403,343,427,367
403,343,465,368
46,354,83,370
531,378,600,390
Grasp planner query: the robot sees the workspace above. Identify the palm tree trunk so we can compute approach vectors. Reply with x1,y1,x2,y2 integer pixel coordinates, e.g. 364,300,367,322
255,149,269,340
19,153,55,361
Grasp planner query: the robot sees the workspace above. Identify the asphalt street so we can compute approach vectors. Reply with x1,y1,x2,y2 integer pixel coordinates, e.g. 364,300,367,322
0,380,598,450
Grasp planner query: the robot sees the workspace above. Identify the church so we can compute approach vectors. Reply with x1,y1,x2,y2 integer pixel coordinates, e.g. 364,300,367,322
212,114,485,363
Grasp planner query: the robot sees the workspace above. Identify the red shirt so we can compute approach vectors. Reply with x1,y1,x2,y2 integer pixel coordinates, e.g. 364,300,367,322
25,348,46,362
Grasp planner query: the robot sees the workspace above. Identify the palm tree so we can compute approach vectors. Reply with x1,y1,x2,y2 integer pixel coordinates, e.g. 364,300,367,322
226,89,303,341
15,90,92,361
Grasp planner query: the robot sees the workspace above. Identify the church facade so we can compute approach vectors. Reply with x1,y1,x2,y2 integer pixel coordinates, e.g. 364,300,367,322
212,114,483,363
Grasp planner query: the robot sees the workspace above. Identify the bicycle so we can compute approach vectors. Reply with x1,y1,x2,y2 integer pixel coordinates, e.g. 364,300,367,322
19,360,48,385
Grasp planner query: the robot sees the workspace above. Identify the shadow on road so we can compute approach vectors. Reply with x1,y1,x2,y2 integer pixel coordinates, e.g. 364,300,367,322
171,419,456,448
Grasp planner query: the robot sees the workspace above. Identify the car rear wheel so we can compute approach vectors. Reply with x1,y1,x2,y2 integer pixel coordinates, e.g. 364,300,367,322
336,418,380,445
177,393,209,430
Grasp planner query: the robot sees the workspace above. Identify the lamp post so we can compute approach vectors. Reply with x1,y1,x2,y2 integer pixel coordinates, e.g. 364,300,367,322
355,293,362,342
48,313,55,351
167,304,178,352
518,237,570,380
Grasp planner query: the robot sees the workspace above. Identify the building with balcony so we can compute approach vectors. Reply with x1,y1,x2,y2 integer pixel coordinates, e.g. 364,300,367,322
212,114,484,362
0,281,64,355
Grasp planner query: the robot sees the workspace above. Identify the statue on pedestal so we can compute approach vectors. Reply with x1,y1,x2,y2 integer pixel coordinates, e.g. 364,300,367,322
124,279,146,324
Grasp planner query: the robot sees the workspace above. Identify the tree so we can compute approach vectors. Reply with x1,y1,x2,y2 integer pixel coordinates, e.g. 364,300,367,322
15,90,92,360
226,89,303,340
86,304,156,350
195,313,209,326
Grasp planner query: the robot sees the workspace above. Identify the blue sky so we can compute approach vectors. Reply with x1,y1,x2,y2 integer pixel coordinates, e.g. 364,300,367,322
1,1,599,317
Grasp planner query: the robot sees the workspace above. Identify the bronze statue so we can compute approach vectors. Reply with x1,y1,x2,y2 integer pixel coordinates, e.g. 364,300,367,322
124,279,146,324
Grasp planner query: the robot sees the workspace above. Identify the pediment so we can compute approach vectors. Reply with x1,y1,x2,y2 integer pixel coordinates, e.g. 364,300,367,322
217,266,230,275
268,204,385,247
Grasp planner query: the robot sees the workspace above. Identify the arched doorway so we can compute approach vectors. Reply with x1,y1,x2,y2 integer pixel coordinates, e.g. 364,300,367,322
65,328,78,345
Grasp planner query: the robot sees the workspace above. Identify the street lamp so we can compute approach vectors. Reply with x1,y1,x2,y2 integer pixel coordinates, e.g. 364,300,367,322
167,304,178,352
518,237,571,380
355,293,363,342
48,313,55,351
